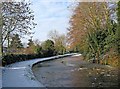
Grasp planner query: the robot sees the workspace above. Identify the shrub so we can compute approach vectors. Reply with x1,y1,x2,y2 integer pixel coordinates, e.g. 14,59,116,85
2,54,41,66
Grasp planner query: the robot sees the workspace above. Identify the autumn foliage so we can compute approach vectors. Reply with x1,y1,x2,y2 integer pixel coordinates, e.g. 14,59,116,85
68,2,119,66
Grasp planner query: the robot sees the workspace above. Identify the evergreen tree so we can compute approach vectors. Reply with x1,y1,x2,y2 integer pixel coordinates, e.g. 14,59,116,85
117,1,120,24
26,38,36,54
68,2,118,64
27,39,34,48
117,1,120,53
10,34,23,49
48,30,66,55
42,39,55,56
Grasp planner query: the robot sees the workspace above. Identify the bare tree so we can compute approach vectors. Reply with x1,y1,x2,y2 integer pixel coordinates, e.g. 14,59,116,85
48,30,67,54
0,3,2,63
1,1,36,55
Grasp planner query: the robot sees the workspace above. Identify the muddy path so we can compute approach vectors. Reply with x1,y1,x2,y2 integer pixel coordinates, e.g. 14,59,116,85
32,56,119,87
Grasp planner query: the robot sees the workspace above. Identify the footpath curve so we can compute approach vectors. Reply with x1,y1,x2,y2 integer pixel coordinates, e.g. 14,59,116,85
2,53,77,87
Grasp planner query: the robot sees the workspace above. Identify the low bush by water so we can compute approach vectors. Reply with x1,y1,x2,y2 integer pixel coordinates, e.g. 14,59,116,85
2,53,56,66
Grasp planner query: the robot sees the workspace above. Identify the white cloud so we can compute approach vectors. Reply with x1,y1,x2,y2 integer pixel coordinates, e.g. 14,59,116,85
31,1,71,18
1,0,118,3
33,17,70,41
25,0,73,41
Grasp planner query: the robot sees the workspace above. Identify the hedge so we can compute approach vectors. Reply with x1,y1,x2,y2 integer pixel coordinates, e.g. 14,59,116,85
2,53,53,66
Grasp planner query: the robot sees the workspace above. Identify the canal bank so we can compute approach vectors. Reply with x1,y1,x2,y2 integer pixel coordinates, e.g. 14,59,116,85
2,53,75,87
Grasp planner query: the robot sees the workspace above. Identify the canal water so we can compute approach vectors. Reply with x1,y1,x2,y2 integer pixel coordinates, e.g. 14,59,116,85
32,56,119,87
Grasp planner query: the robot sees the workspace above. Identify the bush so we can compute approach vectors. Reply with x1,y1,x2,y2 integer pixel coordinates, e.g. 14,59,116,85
2,54,41,66
2,51,59,66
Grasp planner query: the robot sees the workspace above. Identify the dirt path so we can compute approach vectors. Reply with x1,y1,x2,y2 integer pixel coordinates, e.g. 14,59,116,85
32,56,119,87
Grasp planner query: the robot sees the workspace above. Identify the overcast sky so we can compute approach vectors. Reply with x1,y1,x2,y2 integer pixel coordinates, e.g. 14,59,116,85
21,0,117,43
21,0,75,43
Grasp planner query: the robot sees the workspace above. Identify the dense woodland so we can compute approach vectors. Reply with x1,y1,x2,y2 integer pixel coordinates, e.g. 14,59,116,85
0,1,120,66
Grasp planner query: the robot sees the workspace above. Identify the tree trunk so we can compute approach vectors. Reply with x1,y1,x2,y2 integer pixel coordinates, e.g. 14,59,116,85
0,4,2,66
7,33,10,54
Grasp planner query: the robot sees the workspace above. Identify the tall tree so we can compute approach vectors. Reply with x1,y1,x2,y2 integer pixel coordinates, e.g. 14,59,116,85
117,1,120,53
117,1,120,24
68,2,110,48
42,39,55,56
26,38,36,54
10,34,23,49
27,38,34,48
48,30,66,54
0,3,2,63
1,1,36,55
68,2,115,63
9,34,23,54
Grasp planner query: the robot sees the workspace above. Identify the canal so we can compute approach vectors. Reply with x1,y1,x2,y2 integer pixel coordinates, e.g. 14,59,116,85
32,55,119,87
